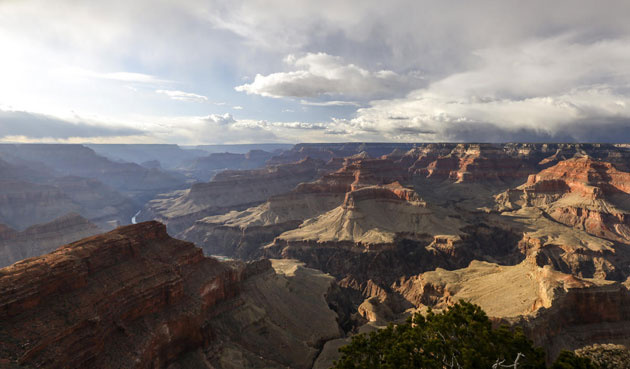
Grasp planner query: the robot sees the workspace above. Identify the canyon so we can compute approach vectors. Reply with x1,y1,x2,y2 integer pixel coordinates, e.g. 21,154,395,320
0,222,343,369
2,142,630,367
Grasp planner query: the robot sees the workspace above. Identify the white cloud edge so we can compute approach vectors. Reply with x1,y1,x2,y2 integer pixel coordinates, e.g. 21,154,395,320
156,89,208,102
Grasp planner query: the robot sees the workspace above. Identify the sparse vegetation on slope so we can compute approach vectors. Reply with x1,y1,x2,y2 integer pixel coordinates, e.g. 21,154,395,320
333,302,595,369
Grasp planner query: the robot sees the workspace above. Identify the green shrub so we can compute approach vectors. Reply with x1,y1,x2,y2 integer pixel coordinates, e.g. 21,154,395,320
333,301,595,369
551,351,596,369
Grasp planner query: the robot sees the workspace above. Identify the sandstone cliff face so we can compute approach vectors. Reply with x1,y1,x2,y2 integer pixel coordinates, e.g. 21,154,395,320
263,182,527,311
179,190,343,259
494,157,630,280
0,221,241,368
299,157,408,193
273,183,459,247
178,157,409,259
0,213,100,268
404,144,537,184
142,158,326,234
0,222,343,369
520,282,630,360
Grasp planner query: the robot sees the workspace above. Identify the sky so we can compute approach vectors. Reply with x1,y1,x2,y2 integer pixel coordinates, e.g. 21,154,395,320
1,0,630,144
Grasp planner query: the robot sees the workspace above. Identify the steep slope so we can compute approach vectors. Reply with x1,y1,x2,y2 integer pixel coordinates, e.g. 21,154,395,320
0,180,81,230
50,176,137,230
276,183,461,246
262,183,524,304
203,259,343,369
495,157,630,279
394,259,630,360
142,158,325,234
179,189,344,259
410,144,535,184
179,149,274,182
0,222,343,369
178,156,408,259
267,142,417,165
0,176,135,231
0,213,100,268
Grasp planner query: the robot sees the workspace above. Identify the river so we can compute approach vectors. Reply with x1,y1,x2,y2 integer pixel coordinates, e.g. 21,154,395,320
131,210,141,224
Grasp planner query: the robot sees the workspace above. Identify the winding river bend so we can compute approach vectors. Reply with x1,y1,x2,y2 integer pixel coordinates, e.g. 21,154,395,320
131,210,141,224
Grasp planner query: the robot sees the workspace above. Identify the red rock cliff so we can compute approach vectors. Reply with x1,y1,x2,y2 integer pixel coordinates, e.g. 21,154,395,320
0,221,240,368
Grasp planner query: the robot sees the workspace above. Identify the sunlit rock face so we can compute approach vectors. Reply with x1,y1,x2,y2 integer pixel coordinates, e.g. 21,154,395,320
141,157,326,234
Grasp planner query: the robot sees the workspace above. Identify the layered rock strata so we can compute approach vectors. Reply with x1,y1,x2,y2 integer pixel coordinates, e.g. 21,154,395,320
393,259,630,360
179,156,409,259
142,158,325,234
0,213,100,268
495,157,630,279
0,222,342,369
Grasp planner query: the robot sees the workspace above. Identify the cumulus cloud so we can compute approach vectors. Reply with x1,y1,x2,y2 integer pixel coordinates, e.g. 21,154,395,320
202,113,236,125
309,35,630,142
272,122,327,130
235,52,419,99
156,89,208,102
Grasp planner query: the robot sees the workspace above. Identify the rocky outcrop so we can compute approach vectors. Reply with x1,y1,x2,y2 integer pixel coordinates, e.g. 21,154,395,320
262,183,526,305
0,213,100,268
298,157,408,194
404,144,537,184
494,158,630,280
517,280,630,360
0,223,343,369
202,259,343,369
0,221,241,368
394,259,630,360
274,183,460,246
267,143,417,165
142,158,325,234
178,157,411,259
179,189,343,259
575,344,630,369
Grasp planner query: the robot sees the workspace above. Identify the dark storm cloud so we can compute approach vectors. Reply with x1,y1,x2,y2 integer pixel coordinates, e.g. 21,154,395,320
394,127,435,135
439,117,630,143
0,110,143,139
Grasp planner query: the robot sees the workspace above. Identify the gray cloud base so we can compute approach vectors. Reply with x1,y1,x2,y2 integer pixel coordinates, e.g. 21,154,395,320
0,110,142,139
2,0,630,143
